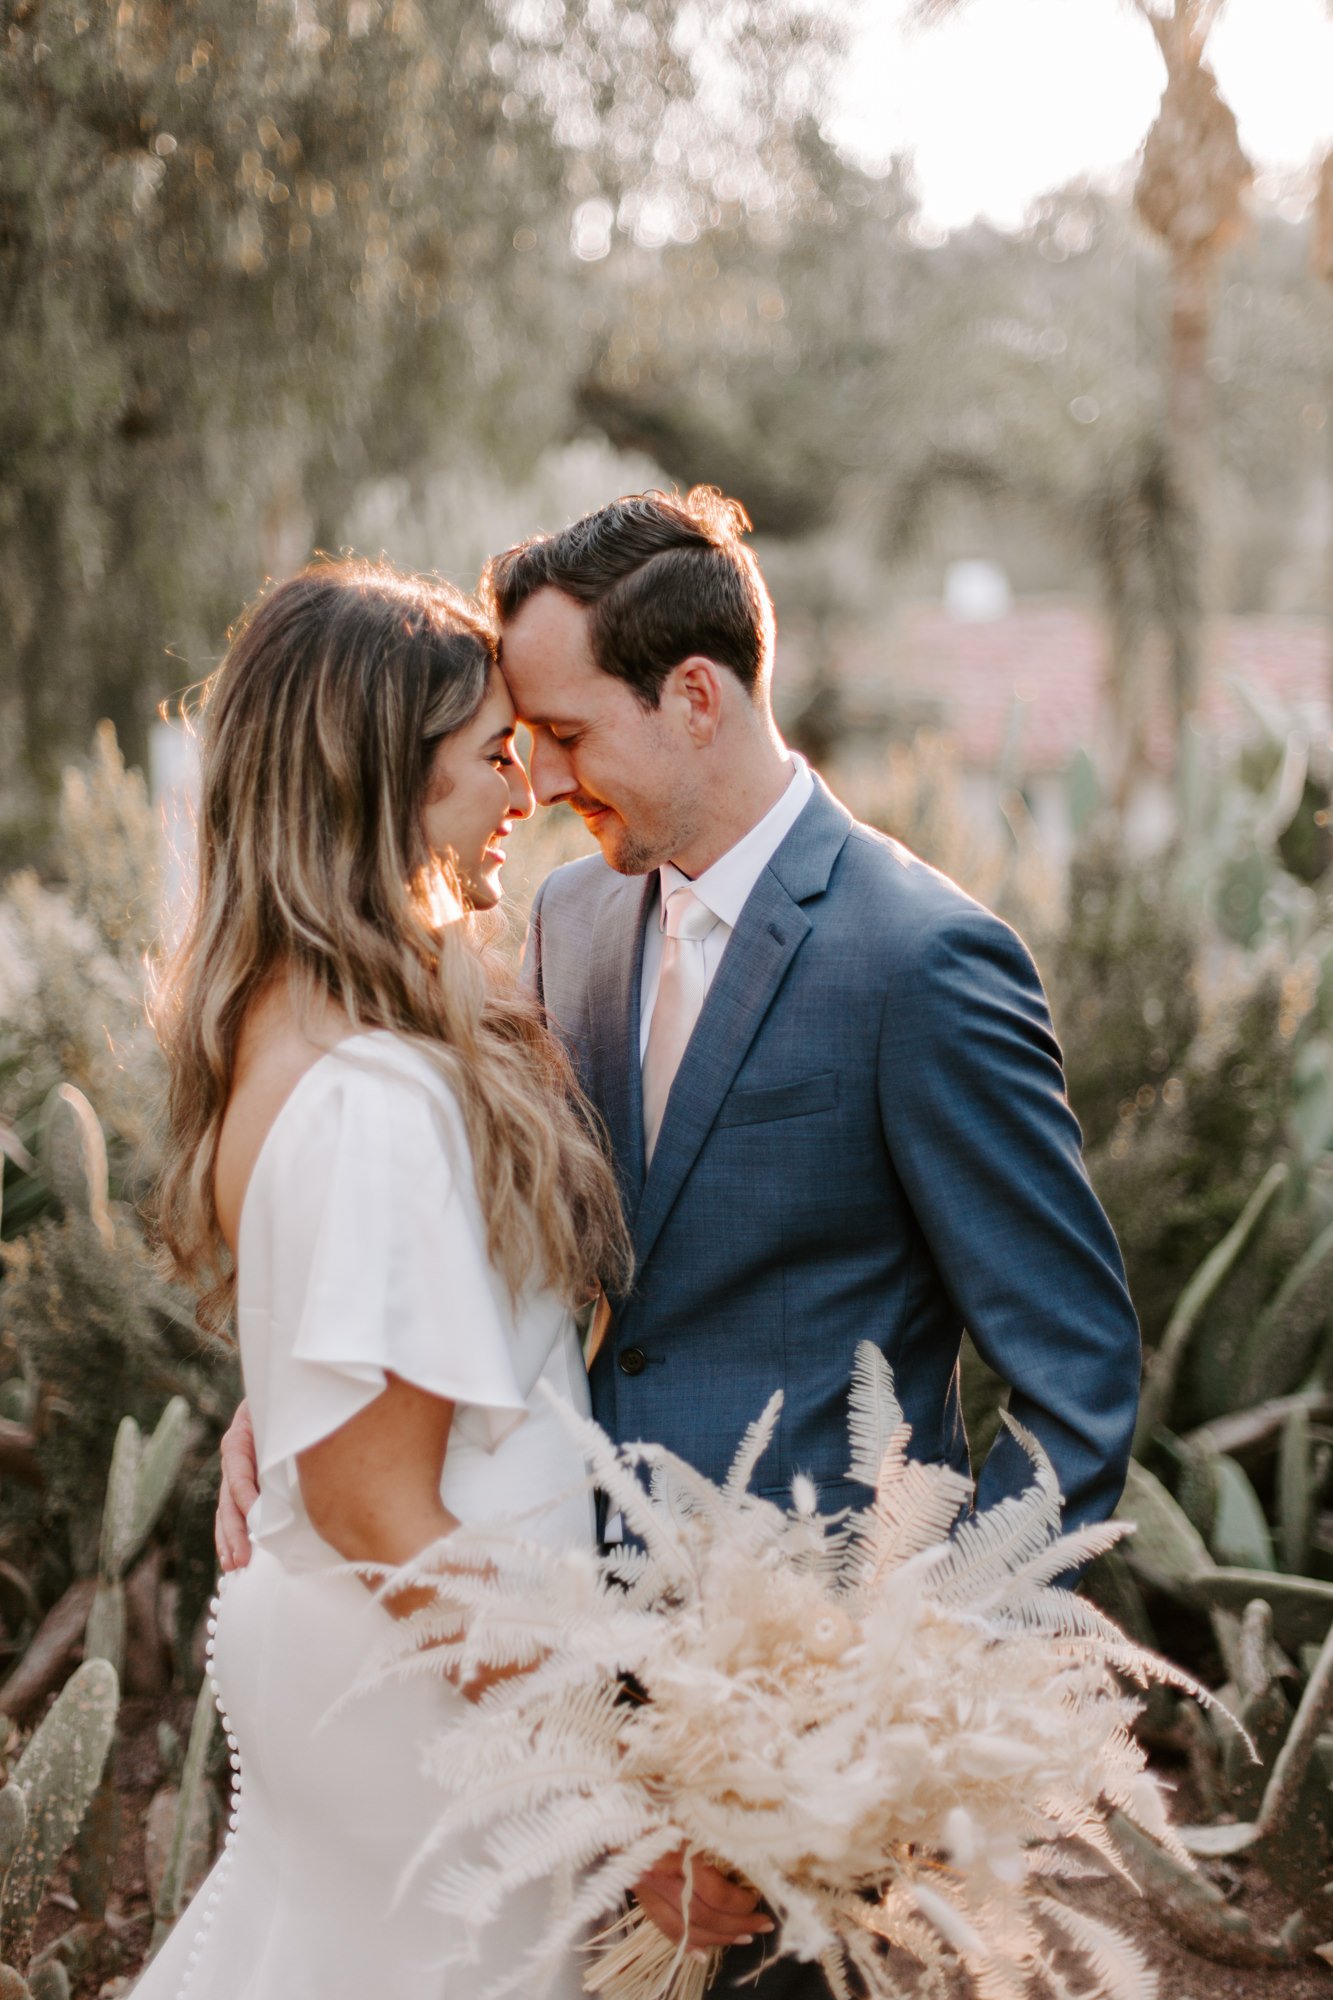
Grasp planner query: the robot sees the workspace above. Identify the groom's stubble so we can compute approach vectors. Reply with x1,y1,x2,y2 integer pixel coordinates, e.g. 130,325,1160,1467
576,792,706,878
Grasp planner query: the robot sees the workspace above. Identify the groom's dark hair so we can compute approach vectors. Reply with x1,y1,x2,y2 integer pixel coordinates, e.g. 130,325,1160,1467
483,486,775,709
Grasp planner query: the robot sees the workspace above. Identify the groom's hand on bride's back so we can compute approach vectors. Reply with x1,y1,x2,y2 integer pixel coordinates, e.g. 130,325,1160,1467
216,1400,259,1572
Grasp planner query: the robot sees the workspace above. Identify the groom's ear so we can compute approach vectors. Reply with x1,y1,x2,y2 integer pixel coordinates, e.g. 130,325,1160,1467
668,656,725,748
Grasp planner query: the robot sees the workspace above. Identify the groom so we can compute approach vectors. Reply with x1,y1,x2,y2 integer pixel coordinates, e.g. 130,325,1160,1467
484,487,1141,1983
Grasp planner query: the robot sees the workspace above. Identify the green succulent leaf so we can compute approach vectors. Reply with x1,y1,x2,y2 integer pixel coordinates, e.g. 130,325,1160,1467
1,1661,118,1964
1208,1455,1276,1571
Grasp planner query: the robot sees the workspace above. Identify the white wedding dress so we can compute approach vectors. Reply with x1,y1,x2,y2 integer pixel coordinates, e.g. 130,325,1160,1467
134,1032,594,2000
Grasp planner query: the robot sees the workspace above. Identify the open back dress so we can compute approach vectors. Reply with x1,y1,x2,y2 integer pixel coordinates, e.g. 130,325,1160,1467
132,1032,593,2000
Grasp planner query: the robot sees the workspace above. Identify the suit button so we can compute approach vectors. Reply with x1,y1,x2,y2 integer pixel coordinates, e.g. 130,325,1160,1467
619,1346,647,1376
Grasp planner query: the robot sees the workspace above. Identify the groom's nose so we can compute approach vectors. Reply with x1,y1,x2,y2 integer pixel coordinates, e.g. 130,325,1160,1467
527,731,575,807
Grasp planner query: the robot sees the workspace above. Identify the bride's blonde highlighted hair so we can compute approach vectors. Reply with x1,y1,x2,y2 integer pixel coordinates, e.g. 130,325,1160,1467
154,557,630,1334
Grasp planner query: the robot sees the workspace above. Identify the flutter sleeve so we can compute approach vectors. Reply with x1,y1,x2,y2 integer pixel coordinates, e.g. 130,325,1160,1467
241,1052,529,1554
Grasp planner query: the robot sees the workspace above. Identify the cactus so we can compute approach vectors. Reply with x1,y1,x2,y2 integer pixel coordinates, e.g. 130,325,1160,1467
1227,1218,1333,1410
1209,1454,1275,1570
156,1721,183,1786
75,1398,191,1920
83,1423,135,1680
1176,1434,1219,1545
1115,1457,1214,1588
0,1660,118,1966
1184,1604,1333,1902
84,1399,192,1682
27,1925,94,1994
1112,1809,1313,1966
1081,1549,1181,1735
35,1085,112,1251
1219,1599,1291,1814
1133,1160,1289,1450
1249,1606,1333,1893
1115,1462,1248,1678
1171,1696,1225,1818
1192,1568,1333,1652
1277,1403,1314,1575
1176,1434,1274,1567
149,1676,218,1954
0,1790,25,1885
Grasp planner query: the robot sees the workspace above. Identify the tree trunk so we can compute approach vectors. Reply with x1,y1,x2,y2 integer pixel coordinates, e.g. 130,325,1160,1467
1163,243,1215,753
10,483,75,807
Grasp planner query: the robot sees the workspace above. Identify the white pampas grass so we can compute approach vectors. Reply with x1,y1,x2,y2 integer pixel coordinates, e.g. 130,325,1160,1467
372,1345,1199,2000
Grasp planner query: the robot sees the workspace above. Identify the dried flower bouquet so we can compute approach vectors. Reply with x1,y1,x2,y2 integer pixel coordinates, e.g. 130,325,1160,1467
374,1346,1198,2000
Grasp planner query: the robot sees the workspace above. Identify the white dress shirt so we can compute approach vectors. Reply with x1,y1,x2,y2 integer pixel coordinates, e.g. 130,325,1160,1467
638,753,814,1060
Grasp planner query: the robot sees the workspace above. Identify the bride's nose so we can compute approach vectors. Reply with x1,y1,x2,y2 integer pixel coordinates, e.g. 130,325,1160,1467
507,757,535,821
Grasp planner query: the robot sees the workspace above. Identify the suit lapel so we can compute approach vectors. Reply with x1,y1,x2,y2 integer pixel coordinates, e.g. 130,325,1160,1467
585,871,656,1223
631,780,853,1276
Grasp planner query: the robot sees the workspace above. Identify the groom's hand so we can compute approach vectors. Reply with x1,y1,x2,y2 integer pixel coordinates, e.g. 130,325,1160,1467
633,1848,772,1955
216,1399,259,1572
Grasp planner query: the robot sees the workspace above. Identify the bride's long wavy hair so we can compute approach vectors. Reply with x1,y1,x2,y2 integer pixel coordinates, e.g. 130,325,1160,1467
153,557,630,1335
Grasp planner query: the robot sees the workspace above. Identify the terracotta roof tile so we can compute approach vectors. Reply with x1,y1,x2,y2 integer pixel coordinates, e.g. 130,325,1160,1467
792,601,1331,775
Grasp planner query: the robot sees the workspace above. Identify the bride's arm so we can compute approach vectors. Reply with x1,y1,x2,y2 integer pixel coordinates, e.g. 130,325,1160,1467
297,1370,457,1611
296,1372,513,1701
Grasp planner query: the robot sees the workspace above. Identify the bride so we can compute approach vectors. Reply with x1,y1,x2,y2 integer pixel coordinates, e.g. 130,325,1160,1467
137,559,630,1998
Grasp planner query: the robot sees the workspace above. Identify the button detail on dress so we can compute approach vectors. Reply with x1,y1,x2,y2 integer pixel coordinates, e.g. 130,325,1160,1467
171,1570,242,2000
618,1346,647,1377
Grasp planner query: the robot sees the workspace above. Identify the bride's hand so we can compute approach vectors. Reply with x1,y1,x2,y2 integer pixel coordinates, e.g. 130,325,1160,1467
632,1848,772,1956
216,1399,259,1572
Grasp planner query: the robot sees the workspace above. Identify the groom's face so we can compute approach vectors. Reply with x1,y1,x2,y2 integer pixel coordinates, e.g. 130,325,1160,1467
499,587,702,875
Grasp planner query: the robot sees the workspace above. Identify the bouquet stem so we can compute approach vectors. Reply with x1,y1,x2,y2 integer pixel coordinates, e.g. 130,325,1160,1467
584,1905,723,2000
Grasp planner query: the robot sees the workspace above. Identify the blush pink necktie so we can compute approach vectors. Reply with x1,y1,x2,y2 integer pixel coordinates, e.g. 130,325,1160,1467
641,885,721,1166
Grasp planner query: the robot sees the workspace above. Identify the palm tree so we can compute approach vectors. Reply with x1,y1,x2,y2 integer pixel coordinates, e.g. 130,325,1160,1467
917,0,1252,775
1130,1,1251,743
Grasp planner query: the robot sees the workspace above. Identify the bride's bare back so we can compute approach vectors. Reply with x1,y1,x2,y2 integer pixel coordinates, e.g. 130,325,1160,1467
213,986,352,1255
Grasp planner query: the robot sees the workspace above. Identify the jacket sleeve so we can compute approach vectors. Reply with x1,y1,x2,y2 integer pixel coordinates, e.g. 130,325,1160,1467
876,905,1141,1530
520,874,548,1008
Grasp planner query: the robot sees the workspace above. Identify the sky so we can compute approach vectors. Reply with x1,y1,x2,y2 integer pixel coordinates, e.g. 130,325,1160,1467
829,0,1333,232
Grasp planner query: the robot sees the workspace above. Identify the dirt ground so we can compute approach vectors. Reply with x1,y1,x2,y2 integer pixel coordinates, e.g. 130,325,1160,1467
1070,1871,1333,2000
30,1699,1333,1999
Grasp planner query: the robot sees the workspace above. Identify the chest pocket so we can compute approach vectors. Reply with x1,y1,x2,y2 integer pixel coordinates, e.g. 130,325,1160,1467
715,1070,839,1128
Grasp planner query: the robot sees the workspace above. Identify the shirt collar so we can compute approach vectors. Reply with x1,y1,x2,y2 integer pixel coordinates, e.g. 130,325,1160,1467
657,753,814,931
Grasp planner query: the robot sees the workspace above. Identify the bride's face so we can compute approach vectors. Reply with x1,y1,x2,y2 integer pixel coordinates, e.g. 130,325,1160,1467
421,670,534,909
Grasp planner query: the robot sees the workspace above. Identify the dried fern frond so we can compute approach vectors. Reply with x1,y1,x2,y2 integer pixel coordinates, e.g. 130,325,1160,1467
722,1388,784,1498
377,1344,1197,2000
845,1341,904,1486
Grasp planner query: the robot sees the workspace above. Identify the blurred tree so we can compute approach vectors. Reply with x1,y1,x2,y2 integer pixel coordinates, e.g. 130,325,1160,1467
568,143,1163,784
1317,150,1333,302
1129,0,1251,752
1314,145,1333,709
0,0,843,848
913,0,1255,784
0,0,564,829
578,87,1320,799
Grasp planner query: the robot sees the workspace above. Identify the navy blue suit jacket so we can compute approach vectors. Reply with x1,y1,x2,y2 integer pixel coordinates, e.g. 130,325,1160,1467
527,775,1140,1536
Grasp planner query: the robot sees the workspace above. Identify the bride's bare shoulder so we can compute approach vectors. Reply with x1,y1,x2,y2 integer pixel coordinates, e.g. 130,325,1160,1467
214,989,352,1252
